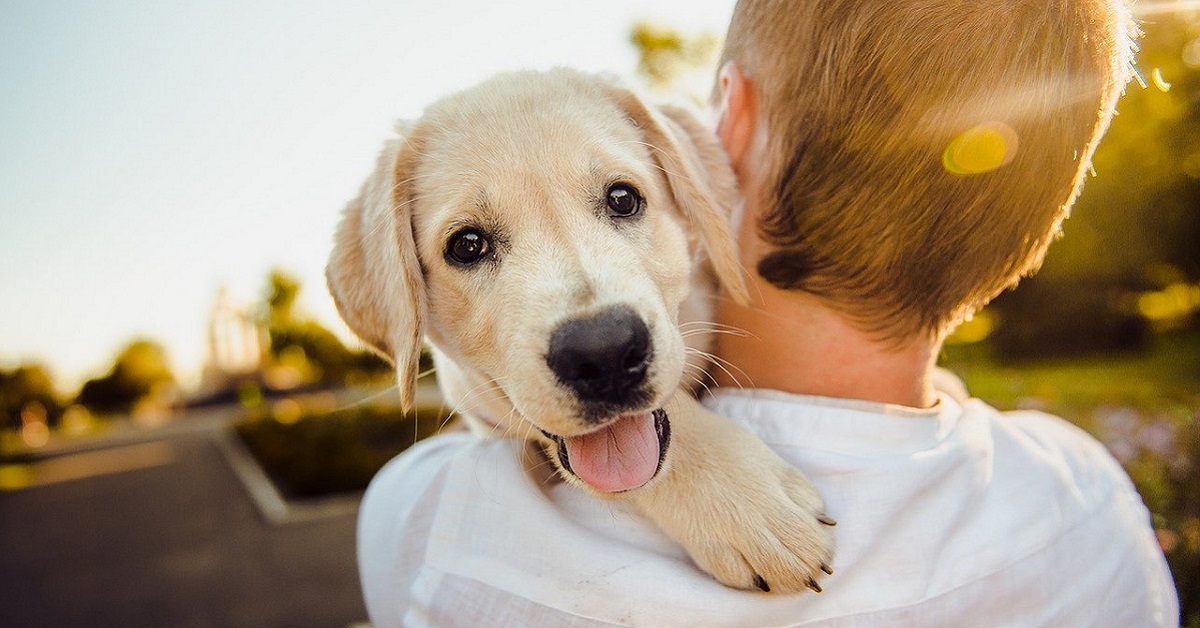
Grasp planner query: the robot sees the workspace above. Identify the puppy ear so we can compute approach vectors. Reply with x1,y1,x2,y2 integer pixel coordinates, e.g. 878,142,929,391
607,88,750,305
326,125,427,410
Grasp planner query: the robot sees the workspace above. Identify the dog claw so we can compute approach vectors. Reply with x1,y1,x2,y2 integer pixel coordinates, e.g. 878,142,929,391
817,513,837,526
821,563,834,576
807,579,823,593
753,575,770,592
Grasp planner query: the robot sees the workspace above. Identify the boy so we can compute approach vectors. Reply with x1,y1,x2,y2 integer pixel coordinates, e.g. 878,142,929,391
358,1,1179,624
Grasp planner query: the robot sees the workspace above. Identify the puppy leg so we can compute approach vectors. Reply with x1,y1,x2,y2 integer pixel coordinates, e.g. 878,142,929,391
627,391,836,593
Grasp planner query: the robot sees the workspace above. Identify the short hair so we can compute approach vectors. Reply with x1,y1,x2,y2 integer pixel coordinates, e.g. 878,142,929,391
720,0,1137,339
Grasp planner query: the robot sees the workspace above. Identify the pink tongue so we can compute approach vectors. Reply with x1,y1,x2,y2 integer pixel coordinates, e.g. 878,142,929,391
563,412,659,492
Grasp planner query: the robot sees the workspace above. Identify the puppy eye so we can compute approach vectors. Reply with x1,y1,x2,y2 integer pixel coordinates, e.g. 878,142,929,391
605,183,643,218
446,228,492,265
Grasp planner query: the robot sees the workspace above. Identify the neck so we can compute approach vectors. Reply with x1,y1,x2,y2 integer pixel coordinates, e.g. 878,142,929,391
713,279,941,409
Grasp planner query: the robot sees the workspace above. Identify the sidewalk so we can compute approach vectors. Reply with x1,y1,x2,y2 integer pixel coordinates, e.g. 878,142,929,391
0,406,368,628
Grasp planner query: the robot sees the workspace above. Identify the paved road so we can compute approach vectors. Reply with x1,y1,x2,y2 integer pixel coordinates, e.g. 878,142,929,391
1,421,367,627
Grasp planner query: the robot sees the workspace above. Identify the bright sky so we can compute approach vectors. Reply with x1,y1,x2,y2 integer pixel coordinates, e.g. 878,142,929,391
0,0,737,391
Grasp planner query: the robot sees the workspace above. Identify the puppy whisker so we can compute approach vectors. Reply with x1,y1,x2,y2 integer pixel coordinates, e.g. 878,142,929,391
334,382,402,412
686,346,753,390
441,376,509,431
680,327,753,340
678,320,752,335
680,368,716,399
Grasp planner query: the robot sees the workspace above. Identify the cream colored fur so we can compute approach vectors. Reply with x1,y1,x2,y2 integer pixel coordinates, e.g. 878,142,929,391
327,69,834,593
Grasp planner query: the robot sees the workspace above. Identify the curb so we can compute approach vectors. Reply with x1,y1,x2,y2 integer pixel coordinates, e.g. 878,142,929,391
214,428,361,526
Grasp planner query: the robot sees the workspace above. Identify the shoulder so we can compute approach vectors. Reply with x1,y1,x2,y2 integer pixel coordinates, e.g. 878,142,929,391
989,404,1108,457
362,432,484,523
962,403,1178,624
975,402,1138,501
357,433,531,627
358,431,530,552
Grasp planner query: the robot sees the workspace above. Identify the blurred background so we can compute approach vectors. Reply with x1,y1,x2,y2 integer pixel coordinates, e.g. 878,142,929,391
1,1,1198,626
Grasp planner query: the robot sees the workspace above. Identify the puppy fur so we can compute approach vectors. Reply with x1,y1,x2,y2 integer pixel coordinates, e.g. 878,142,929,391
328,69,834,593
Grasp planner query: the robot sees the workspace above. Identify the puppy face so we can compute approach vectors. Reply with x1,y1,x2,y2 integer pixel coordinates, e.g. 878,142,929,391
413,80,693,437
328,69,745,491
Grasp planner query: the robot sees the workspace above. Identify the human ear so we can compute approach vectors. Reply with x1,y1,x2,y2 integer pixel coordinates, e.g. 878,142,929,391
714,61,758,185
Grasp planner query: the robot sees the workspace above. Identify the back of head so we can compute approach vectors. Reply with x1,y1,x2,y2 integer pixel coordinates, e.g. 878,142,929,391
721,0,1137,340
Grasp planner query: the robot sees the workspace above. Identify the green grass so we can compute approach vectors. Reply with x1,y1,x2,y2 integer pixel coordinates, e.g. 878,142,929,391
941,329,1200,430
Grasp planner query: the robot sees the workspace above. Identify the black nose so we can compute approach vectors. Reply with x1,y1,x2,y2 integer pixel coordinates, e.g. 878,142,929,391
546,305,651,404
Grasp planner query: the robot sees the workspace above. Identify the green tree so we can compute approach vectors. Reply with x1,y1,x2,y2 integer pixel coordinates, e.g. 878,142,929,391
76,340,175,414
630,22,721,99
266,269,301,328
0,364,62,430
261,269,390,387
1038,12,1200,285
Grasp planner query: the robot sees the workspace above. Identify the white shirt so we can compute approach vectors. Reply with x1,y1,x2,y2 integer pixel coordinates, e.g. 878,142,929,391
357,390,1179,627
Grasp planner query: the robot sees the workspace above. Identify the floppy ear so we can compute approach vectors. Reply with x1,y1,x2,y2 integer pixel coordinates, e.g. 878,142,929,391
605,87,750,305
326,125,427,410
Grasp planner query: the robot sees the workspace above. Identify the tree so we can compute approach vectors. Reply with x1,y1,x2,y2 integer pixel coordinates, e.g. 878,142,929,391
975,12,1200,357
76,340,176,414
0,364,62,430
261,269,390,388
266,269,301,329
1035,12,1200,286
630,22,721,99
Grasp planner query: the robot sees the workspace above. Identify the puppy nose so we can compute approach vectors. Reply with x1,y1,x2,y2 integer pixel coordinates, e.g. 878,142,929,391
546,305,651,403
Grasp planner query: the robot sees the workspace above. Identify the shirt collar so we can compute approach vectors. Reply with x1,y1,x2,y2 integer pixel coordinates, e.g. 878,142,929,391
703,388,966,456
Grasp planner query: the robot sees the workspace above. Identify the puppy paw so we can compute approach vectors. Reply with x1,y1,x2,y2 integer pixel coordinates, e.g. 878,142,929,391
685,463,836,594
629,394,837,594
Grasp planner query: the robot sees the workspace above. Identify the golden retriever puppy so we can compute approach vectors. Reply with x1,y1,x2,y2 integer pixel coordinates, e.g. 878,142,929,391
327,68,834,593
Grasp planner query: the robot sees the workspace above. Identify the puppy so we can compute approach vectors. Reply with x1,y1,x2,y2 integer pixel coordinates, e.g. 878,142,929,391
327,69,834,593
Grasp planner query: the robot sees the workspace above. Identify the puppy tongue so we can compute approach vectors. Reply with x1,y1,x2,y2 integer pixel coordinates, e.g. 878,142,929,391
563,412,659,492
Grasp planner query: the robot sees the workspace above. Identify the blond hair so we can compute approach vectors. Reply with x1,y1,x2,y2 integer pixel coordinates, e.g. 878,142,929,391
720,0,1136,339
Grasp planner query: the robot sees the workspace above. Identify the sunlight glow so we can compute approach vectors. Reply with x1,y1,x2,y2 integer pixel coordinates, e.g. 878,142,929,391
946,310,996,345
1131,1,1200,17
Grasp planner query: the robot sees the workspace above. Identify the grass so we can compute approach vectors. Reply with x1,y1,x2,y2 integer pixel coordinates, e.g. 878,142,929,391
941,329,1200,425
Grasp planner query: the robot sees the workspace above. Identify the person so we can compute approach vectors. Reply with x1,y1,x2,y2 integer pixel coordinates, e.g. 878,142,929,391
357,0,1180,625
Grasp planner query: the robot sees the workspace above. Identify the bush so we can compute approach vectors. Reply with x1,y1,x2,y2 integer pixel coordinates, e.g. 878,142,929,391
235,401,451,499
988,277,1150,361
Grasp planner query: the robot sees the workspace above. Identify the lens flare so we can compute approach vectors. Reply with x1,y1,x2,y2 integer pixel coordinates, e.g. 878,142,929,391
1151,68,1172,92
942,122,1018,176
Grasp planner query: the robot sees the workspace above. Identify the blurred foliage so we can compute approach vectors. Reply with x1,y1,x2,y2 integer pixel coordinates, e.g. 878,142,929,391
988,277,1153,360
266,270,301,328
75,339,176,415
0,364,62,431
1038,13,1200,285
261,269,391,389
630,22,721,99
235,399,449,499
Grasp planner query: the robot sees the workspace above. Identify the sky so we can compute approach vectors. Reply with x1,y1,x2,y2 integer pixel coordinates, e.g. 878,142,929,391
0,0,737,390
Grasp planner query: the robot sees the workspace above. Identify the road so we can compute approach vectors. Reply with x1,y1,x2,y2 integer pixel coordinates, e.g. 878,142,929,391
0,413,368,628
